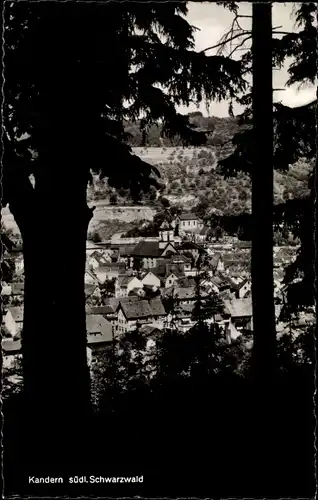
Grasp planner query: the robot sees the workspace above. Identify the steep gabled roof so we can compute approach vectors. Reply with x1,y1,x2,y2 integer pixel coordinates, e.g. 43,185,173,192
170,254,191,264
2,339,22,353
85,283,97,296
119,297,166,320
179,213,199,221
139,325,162,337
86,305,115,316
104,298,120,312
117,275,137,288
131,241,161,257
86,314,113,339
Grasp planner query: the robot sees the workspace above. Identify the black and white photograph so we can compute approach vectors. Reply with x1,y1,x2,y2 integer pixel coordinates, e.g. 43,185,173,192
1,1,316,498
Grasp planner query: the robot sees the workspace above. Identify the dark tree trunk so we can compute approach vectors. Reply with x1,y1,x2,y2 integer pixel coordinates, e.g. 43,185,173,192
9,171,92,476
250,4,279,494
251,2,276,384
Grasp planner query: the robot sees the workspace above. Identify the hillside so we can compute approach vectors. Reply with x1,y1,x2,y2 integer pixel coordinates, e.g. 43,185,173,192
87,112,310,215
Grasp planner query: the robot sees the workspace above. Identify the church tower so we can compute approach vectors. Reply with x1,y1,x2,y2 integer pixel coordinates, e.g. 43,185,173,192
159,220,174,249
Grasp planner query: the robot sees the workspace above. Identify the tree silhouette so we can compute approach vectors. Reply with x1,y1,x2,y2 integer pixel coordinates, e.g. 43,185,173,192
3,2,248,473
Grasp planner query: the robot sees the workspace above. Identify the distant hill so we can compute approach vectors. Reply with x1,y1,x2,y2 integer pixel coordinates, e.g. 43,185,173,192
124,111,246,148
86,113,310,215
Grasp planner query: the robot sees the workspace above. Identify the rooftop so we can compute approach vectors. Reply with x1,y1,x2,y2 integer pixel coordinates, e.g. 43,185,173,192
179,213,199,221
120,297,166,320
132,241,162,258
163,286,207,301
11,283,25,295
86,305,115,316
2,339,22,353
86,314,113,340
117,275,137,287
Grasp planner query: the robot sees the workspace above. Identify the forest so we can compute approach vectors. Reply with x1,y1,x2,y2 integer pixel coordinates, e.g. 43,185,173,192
1,1,316,498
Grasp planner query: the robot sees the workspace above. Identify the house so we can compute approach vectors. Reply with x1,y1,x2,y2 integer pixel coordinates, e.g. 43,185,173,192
176,213,204,233
87,250,110,270
141,271,162,289
86,305,118,332
138,324,162,338
3,306,24,338
1,282,12,297
86,314,114,366
86,241,105,255
210,253,225,274
94,262,126,283
85,269,99,286
2,339,22,370
164,272,181,289
169,254,192,272
115,275,143,298
163,286,207,305
117,297,167,334
177,241,202,262
104,297,120,311
196,226,210,242
130,220,179,270
233,278,252,299
85,283,101,301
203,274,232,295
117,244,135,267
14,254,24,274
166,303,193,332
10,282,25,304
131,240,177,269
177,276,197,288
223,298,253,332
166,302,225,334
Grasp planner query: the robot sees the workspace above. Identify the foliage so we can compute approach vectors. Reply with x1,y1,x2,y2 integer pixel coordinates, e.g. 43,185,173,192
89,230,102,243
192,250,225,325
109,193,118,205
214,3,317,314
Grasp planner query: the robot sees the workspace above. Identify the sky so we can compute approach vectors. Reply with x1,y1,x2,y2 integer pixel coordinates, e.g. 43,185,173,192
176,2,316,117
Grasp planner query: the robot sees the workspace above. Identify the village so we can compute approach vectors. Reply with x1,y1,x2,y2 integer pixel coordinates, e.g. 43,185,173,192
1,209,312,375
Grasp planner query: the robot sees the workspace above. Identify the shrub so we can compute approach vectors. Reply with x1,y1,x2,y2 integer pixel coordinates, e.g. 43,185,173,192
109,193,118,205
90,231,102,243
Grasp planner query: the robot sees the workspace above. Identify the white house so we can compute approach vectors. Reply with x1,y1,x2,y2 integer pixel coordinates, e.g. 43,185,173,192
234,278,252,299
3,306,24,338
141,271,162,289
176,213,204,233
87,251,110,270
164,272,181,288
116,297,167,334
115,275,143,298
